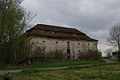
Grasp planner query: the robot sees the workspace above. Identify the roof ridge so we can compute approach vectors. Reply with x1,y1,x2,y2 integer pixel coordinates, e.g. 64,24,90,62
36,24,77,29
25,24,98,41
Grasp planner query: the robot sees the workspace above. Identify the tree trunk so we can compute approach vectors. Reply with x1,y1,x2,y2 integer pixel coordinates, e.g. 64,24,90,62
118,41,120,51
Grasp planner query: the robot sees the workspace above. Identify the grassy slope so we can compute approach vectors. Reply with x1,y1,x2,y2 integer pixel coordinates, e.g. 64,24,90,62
13,63,120,80
0,75,3,80
0,60,104,70
27,60,104,68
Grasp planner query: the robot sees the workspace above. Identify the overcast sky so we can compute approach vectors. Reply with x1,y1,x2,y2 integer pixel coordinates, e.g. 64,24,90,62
21,0,120,56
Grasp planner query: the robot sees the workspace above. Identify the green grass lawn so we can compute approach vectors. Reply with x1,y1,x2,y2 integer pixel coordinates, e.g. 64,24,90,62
0,60,104,70
12,63,120,80
0,75,3,80
26,60,104,69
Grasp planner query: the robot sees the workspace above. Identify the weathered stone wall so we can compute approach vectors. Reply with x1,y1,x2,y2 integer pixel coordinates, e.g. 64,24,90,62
28,36,97,60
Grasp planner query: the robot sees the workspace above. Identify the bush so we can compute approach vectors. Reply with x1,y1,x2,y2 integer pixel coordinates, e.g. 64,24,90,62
45,50,67,61
78,50,101,60
0,76,4,80
28,46,46,62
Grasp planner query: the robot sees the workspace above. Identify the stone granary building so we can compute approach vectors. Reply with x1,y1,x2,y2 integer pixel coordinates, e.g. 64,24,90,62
25,24,98,60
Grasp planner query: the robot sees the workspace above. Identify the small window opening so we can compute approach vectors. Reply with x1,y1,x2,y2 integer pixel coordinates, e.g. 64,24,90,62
67,41,70,44
78,50,80,52
32,42,34,44
43,48,45,51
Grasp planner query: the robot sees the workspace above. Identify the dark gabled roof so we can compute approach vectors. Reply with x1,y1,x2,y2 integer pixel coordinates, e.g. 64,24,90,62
25,24,98,41
26,24,85,34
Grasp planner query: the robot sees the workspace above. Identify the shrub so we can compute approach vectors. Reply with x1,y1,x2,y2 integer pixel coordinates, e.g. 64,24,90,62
45,50,67,61
29,46,46,61
33,46,45,57
78,50,101,60
0,76,3,80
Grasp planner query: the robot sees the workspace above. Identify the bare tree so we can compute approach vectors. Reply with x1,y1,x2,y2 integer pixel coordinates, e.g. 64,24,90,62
105,48,113,58
109,23,120,51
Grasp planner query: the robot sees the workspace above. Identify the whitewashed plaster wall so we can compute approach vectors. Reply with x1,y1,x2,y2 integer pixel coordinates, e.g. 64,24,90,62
28,36,97,59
